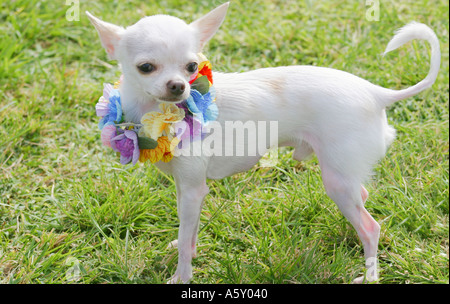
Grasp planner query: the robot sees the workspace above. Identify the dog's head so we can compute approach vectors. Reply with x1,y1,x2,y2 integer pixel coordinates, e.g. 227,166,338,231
87,3,229,103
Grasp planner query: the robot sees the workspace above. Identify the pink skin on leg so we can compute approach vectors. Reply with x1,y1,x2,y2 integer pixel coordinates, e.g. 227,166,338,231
361,186,369,204
321,168,380,283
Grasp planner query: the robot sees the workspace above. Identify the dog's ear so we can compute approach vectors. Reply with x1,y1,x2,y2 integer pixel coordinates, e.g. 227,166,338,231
190,2,230,50
86,11,124,60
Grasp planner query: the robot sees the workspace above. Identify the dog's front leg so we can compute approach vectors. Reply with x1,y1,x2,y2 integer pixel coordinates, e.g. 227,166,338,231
168,174,209,284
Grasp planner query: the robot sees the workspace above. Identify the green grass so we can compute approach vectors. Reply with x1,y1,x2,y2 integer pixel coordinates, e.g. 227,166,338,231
0,0,448,284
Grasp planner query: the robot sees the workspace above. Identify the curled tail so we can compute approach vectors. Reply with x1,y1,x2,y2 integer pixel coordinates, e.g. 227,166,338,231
382,22,440,106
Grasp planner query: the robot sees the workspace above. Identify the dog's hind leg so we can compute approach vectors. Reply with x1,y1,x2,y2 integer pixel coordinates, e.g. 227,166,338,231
320,165,380,283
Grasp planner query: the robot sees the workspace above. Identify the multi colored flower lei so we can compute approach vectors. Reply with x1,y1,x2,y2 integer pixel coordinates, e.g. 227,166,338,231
95,54,218,165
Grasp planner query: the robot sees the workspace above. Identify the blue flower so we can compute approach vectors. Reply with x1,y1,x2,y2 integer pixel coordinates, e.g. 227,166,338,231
185,87,218,124
96,89,123,130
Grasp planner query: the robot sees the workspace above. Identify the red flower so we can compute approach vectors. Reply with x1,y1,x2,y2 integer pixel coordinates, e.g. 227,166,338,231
198,62,213,84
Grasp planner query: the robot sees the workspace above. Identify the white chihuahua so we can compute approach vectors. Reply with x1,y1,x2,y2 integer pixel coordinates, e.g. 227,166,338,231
87,3,440,283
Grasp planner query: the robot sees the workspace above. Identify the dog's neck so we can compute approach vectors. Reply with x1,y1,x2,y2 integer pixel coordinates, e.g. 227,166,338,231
119,77,160,124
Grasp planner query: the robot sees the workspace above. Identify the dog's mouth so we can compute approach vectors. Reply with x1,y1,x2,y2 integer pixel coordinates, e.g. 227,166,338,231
157,96,185,103
145,91,185,104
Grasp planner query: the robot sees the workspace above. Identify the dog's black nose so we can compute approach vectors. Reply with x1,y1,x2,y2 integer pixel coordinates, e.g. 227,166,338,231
167,80,186,96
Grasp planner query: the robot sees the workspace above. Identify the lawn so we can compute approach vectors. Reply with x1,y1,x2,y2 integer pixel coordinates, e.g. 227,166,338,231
0,0,448,284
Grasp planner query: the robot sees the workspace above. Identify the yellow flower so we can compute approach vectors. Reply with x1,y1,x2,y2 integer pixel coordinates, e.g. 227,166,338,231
114,76,122,89
197,53,213,85
197,53,210,70
140,103,185,140
161,150,174,163
139,136,174,163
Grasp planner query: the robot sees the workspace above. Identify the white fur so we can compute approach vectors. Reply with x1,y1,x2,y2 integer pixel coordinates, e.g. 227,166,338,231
87,3,440,283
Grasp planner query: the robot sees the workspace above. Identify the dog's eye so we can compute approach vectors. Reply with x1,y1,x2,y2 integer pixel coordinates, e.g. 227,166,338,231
137,63,156,74
186,62,198,73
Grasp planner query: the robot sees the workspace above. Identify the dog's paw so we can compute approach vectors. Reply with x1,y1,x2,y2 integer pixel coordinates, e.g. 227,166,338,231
352,275,379,284
167,275,182,284
167,262,193,284
352,276,365,284
167,239,178,249
167,272,192,284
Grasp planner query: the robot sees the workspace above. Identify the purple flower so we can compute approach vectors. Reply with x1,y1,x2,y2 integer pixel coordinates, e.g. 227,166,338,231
174,105,203,147
101,122,118,148
110,130,140,165
96,98,109,117
175,116,203,146
103,83,113,101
